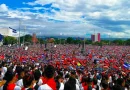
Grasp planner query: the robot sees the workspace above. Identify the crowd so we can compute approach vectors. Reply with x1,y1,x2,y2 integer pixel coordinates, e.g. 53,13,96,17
0,44,129,90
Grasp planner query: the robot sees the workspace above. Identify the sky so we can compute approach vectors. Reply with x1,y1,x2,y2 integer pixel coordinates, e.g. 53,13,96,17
0,0,130,38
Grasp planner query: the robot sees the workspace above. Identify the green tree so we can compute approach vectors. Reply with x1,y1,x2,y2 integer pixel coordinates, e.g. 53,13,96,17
112,39,125,45
73,39,81,44
101,40,110,45
3,36,17,45
126,39,130,45
61,39,66,44
66,37,74,44
92,41,102,46
85,40,92,44
37,38,44,44
20,34,32,43
54,38,60,44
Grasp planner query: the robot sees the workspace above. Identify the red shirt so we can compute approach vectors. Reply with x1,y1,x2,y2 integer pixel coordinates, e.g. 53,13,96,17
7,83,16,90
82,83,88,90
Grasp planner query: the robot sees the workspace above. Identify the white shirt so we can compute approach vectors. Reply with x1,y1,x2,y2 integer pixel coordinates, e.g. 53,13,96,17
2,67,7,75
97,79,101,86
38,79,43,85
14,86,21,90
0,72,4,80
76,84,80,90
13,65,17,72
38,84,52,90
76,79,80,87
16,79,23,87
33,79,43,88
109,76,112,83
59,83,64,90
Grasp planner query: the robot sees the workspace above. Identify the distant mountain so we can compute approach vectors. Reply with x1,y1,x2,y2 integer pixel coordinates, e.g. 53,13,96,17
38,35,129,41
101,38,129,41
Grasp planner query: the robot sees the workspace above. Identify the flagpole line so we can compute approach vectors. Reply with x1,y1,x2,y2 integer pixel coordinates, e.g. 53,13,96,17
19,20,21,47
23,26,26,46
19,20,21,62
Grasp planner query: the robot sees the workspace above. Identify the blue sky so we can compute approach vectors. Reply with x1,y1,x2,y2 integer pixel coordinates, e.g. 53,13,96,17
0,0,130,38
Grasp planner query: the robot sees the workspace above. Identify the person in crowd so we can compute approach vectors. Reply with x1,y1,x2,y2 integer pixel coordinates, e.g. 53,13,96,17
0,64,4,81
55,75,64,90
92,78,100,90
113,78,126,90
64,74,70,83
113,85,124,90
2,62,7,75
22,73,35,90
33,70,42,90
87,77,93,90
101,81,109,90
38,65,56,90
81,76,88,90
2,67,21,90
71,70,80,88
64,77,79,90
16,66,25,88
0,44,129,90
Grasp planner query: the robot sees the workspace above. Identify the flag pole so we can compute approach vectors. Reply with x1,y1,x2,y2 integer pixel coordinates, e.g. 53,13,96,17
19,20,21,47
18,20,21,62
23,26,26,46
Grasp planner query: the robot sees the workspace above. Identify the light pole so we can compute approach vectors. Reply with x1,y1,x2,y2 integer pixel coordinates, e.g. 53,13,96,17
84,37,85,50
39,32,42,48
60,33,62,44
49,38,54,61
109,35,111,45
63,34,66,45
108,33,110,45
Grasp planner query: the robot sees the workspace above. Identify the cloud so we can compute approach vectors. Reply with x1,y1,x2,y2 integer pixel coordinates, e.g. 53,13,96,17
0,0,130,38
7,11,31,20
24,0,130,22
25,0,56,6
0,4,8,12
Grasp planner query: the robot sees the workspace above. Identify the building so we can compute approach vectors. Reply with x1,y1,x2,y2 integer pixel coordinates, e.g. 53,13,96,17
32,33,38,44
97,33,101,42
91,33,101,42
95,34,98,42
91,34,95,41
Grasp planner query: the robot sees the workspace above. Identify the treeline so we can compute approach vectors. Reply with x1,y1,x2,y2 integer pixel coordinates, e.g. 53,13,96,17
2,35,130,45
